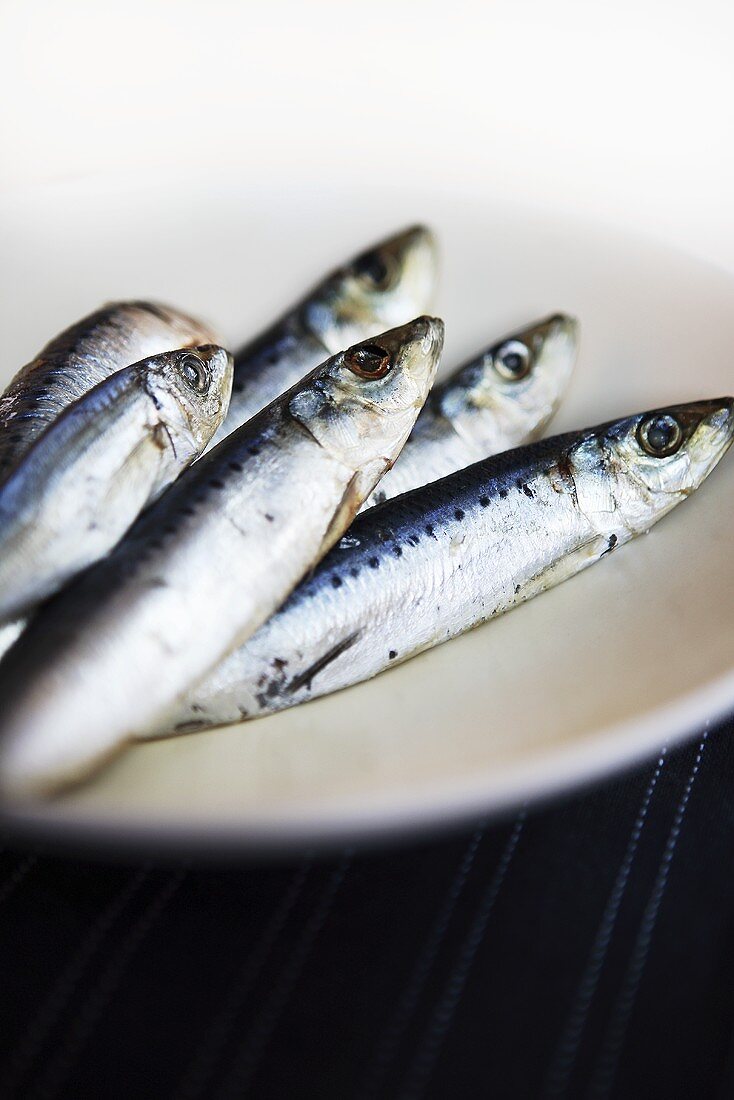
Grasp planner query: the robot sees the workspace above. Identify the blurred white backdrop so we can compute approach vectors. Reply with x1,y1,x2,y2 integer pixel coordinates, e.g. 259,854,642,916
2,0,733,270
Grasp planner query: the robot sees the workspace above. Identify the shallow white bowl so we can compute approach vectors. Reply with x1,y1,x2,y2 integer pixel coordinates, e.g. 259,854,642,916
2,176,733,850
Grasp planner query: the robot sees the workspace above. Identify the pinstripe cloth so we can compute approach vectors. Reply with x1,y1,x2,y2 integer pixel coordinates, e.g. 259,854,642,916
1,719,734,1100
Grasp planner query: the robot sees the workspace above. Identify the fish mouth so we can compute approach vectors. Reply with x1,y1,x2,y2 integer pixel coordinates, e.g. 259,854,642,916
412,314,445,355
660,397,734,440
377,226,439,312
698,396,734,452
701,396,734,426
523,312,579,352
380,224,437,266
383,315,444,381
353,316,443,361
402,316,444,396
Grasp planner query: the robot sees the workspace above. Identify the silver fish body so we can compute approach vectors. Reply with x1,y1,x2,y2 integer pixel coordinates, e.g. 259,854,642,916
163,398,734,732
0,317,443,798
210,226,437,446
0,346,233,623
363,313,578,509
0,301,217,485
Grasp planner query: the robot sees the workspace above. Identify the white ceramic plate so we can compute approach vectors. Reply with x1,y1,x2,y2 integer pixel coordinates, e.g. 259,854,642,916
2,176,734,850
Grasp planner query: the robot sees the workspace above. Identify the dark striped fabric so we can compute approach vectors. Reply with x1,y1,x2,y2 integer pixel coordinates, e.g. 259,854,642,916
1,720,734,1099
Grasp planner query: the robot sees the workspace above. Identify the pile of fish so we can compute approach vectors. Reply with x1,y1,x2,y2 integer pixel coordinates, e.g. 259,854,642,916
0,226,730,801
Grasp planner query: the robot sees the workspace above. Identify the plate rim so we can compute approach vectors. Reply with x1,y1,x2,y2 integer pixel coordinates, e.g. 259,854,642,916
2,182,733,853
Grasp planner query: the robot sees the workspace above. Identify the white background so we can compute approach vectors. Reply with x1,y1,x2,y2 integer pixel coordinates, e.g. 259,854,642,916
2,0,733,272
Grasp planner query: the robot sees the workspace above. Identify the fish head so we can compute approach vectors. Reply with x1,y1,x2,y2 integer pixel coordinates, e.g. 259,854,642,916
124,300,220,347
288,316,444,484
436,313,578,446
144,345,234,453
577,398,734,534
301,226,438,352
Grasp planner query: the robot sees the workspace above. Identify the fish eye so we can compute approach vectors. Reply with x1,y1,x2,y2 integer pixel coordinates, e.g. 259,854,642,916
637,413,683,457
352,249,394,290
494,340,533,381
345,342,392,379
178,353,210,395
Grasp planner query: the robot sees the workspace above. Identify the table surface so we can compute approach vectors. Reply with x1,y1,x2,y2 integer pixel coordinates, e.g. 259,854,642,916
1,718,733,1100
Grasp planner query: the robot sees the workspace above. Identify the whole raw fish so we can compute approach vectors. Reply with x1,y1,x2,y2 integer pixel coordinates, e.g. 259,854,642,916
162,398,734,731
0,346,233,622
0,301,217,484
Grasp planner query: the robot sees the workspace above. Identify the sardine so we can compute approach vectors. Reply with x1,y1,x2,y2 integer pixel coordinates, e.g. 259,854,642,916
363,312,578,509
0,317,444,798
210,226,437,446
0,346,233,623
0,301,217,484
161,398,734,732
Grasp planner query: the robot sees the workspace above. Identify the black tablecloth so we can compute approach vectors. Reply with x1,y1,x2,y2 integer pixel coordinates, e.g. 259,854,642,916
1,719,734,1100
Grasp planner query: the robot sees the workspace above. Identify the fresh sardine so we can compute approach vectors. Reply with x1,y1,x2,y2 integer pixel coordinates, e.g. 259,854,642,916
210,226,437,446
0,346,233,623
363,312,577,509
162,398,734,732
0,317,444,798
0,301,217,484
